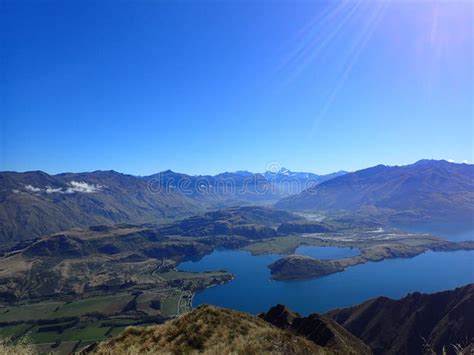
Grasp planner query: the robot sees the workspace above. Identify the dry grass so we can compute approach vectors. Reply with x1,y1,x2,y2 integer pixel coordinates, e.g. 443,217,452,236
0,338,36,355
450,343,474,355
422,337,474,355
93,305,324,354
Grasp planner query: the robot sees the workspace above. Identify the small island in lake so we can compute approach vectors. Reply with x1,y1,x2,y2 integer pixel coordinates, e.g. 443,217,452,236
261,228,474,281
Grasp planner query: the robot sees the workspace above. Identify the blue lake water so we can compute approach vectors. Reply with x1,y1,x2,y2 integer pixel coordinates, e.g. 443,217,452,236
179,248,474,315
394,222,474,242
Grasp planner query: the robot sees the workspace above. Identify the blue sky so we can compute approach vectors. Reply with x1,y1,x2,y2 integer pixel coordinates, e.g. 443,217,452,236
2,0,473,175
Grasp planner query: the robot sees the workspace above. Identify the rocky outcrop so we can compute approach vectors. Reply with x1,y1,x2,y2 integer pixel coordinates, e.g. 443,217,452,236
326,284,474,355
260,304,372,354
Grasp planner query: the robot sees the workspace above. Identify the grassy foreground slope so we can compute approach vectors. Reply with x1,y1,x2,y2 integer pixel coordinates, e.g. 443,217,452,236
92,305,370,355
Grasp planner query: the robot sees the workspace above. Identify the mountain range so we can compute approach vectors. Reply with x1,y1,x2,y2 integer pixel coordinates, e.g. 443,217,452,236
1,159,473,245
0,170,200,245
276,160,474,224
149,168,346,205
0,168,342,244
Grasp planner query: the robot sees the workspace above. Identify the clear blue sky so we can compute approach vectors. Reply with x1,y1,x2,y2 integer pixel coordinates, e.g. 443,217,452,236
2,0,472,175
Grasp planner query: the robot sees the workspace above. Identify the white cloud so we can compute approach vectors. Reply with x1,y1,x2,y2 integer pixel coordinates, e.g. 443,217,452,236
24,185,42,193
447,159,455,163
45,186,68,194
23,181,103,194
462,160,469,164
67,181,102,193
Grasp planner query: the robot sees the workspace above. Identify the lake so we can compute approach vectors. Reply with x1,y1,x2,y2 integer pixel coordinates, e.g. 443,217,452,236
179,247,474,315
394,222,474,242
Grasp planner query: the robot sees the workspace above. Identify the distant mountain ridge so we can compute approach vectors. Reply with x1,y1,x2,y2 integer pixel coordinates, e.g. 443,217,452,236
147,167,346,201
0,167,334,244
263,168,347,194
3,160,471,244
276,160,474,224
0,170,201,245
